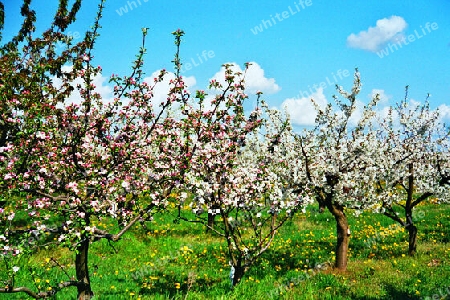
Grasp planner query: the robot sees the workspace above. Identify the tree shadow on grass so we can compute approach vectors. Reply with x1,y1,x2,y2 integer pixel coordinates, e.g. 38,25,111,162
259,238,335,279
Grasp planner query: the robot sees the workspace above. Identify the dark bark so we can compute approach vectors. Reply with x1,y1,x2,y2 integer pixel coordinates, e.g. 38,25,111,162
0,281,80,298
405,163,417,256
383,207,419,256
75,237,93,300
206,212,215,233
232,264,246,286
407,223,418,256
206,202,220,233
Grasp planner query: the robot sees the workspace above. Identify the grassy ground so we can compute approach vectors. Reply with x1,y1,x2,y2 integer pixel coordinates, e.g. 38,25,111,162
2,204,450,300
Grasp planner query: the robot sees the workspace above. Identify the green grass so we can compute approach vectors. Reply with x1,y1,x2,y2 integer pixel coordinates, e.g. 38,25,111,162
1,204,450,299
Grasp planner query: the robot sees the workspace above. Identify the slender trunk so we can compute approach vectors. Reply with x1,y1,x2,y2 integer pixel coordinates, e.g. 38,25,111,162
221,210,247,286
324,193,350,271
207,202,220,233
405,163,417,256
321,177,350,271
206,197,218,233
206,212,215,233
407,224,418,255
333,207,350,271
76,237,93,300
316,191,326,213
232,264,246,286
405,209,417,256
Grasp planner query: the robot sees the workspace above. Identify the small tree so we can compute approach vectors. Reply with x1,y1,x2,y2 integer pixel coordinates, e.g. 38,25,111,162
294,70,381,271
178,68,308,285
374,89,450,255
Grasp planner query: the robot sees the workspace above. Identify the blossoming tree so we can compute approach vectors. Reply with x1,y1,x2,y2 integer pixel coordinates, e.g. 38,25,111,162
294,70,382,271
374,90,450,255
179,76,309,285
0,1,193,298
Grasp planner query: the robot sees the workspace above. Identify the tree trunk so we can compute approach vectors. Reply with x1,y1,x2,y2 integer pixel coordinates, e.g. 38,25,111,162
206,203,220,233
76,237,93,300
232,264,246,286
206,212,215,233
405,163,417,256
331,206,350,271
405,211,417,256
407,223,417,256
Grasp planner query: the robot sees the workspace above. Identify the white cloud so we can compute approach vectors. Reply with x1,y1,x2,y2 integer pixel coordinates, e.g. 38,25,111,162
281,87,327,126
437,104,450,123
209,62,281,94
52,65,114,106
143,71,196,107
282,88,388,127
52,67,198,115
368,89,392,120
347,16,407,52
348,99,369,127
370,89,391,104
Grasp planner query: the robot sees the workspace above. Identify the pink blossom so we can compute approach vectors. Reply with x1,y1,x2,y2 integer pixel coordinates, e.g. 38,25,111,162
4,173,14,180
36,131,46,140
67,182,80,193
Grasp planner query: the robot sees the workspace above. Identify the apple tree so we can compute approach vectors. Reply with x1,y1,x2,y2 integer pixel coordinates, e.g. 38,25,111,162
178,74,309,285
294,70,382,271
374,89,450,255
0,1,192,298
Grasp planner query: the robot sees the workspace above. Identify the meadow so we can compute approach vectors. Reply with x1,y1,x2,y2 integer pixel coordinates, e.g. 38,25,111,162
2,203,449,300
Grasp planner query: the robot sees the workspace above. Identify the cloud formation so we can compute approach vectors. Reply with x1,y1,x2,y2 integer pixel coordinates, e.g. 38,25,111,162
143,71,197,106
437,104,450,123
347,16,407,52
281,87,327,126
52,65,114,106
209,62,281,95
369,89,391,104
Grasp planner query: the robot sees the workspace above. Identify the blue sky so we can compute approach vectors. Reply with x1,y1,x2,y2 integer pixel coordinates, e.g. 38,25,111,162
2,0,450,125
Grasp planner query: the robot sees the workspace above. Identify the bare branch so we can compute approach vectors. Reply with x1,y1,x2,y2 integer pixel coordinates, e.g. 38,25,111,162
0,281,80,299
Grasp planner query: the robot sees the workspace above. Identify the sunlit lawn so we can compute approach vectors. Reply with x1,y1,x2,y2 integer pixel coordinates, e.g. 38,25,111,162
2,203,449,299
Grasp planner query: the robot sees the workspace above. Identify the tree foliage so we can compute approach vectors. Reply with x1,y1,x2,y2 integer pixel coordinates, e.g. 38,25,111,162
0,1,449,298
293,70,382,270
374,89,450,254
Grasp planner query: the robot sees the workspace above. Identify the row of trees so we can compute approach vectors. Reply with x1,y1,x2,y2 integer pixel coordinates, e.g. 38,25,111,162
0,1,449,298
